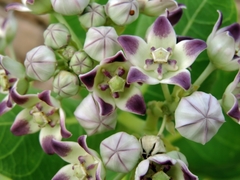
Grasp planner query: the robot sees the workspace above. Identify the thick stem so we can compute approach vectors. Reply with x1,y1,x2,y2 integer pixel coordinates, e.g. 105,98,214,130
157,115,167,136
53,13,82,49
161,84,172,102
143,109,159,135
113,173,126,180
193,62,216,89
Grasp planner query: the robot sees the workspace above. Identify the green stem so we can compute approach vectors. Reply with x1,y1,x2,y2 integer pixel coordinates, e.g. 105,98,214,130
113,173,126,180
143,109,159,135
193,62,216,89
118,112,145,136
53,13,82,49
157,115,167,136
161,84,171,101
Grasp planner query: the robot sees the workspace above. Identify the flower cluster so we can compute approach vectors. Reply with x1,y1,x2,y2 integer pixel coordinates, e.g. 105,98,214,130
1,0,240,179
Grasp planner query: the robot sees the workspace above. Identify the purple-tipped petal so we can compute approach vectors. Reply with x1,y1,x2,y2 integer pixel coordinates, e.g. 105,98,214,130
59,108,72,138
177,160,198,180
207,10,223,41
94,94,115,116
148,154,176,166
5,3,31,12
52,164,74,180
135,159,150,178
52,139,88,164
146,16,176,49
10,85,39,108
173,39,206,69
10,109,40,135
118,35,150,67
0,98,13,116
227,97,240,123
101,51,127,64
219,23,240,43
38,90,61,108
114,86,146,115
39,125,62,154
79,68,98,91
127,66,160,84
167,4,185,26
160,70,191,90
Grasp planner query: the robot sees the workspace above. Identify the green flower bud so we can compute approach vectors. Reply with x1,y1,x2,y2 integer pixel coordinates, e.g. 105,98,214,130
79,3,106,29
62,46,77,60
53,70,79,98
69,51,94,75
43,23,71,49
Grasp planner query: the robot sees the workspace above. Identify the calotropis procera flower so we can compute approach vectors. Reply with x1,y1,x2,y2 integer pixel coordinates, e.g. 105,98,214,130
222,69,240,123
100,132,141,173
118,16,206,90
52,136,105,180
0,56,27,115
10,88,71,154
43,23,71,49
207,11,240,71
0,12,17,52
69,51,94,75
135,151,198,180
79,3,106,29
53,70,79,98
5,0,52,15
51,0,90,16
137,0,178,17
74,93,117,135
24,45,57,82
105,0,139,26
83,26,121,62
80,51,146,116
175,91,225,145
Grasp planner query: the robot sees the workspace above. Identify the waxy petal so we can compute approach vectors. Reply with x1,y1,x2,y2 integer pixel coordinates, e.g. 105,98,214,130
175,160,198,180
219,23,240,44
127,66,160,84
118,35,150,67
52,139,88,164
207,10,222,43
10,109,40,136
146,16,176,49
38,90,60,108
167,4,185,26
160,69,191,90
101,51,127,64
114,86,146,115
39,124,62,154
52,164,76,180
93,92,115,116
5,3,31,12
59,108,72,138
135,159,150,179
0,96,13,115
79,68,98,91
172,39,207,69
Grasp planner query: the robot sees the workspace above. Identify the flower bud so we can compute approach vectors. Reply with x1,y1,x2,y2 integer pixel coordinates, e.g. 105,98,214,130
105,0,139,26
207,11,240,71
53,70,79,98
138,0,177,17
62,45,77,60
100,132,141,173
6,0,53,15
83,26,121,61
79,3,106,29
74,94,117,135
175,91,225,144
69,51,94,75
51,0,89,15
24,45,57,82
43,23,71,49
0,12,17,51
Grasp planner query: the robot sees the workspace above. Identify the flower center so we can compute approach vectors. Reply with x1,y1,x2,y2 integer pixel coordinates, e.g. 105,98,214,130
0,68,10,92
144,47,178,80
108,75,126,93
72,163,87,179
30,103,58,128
152,47,171,63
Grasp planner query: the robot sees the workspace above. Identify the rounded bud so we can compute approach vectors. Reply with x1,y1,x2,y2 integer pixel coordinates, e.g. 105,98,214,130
79,3,106,29
51,0,90,15
69,51,94,75
62,46,77,60
24,45,56,82
83,26,121,61
100,132,141,173
43,23,71,49
53,70,79,98
105,0,139,25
